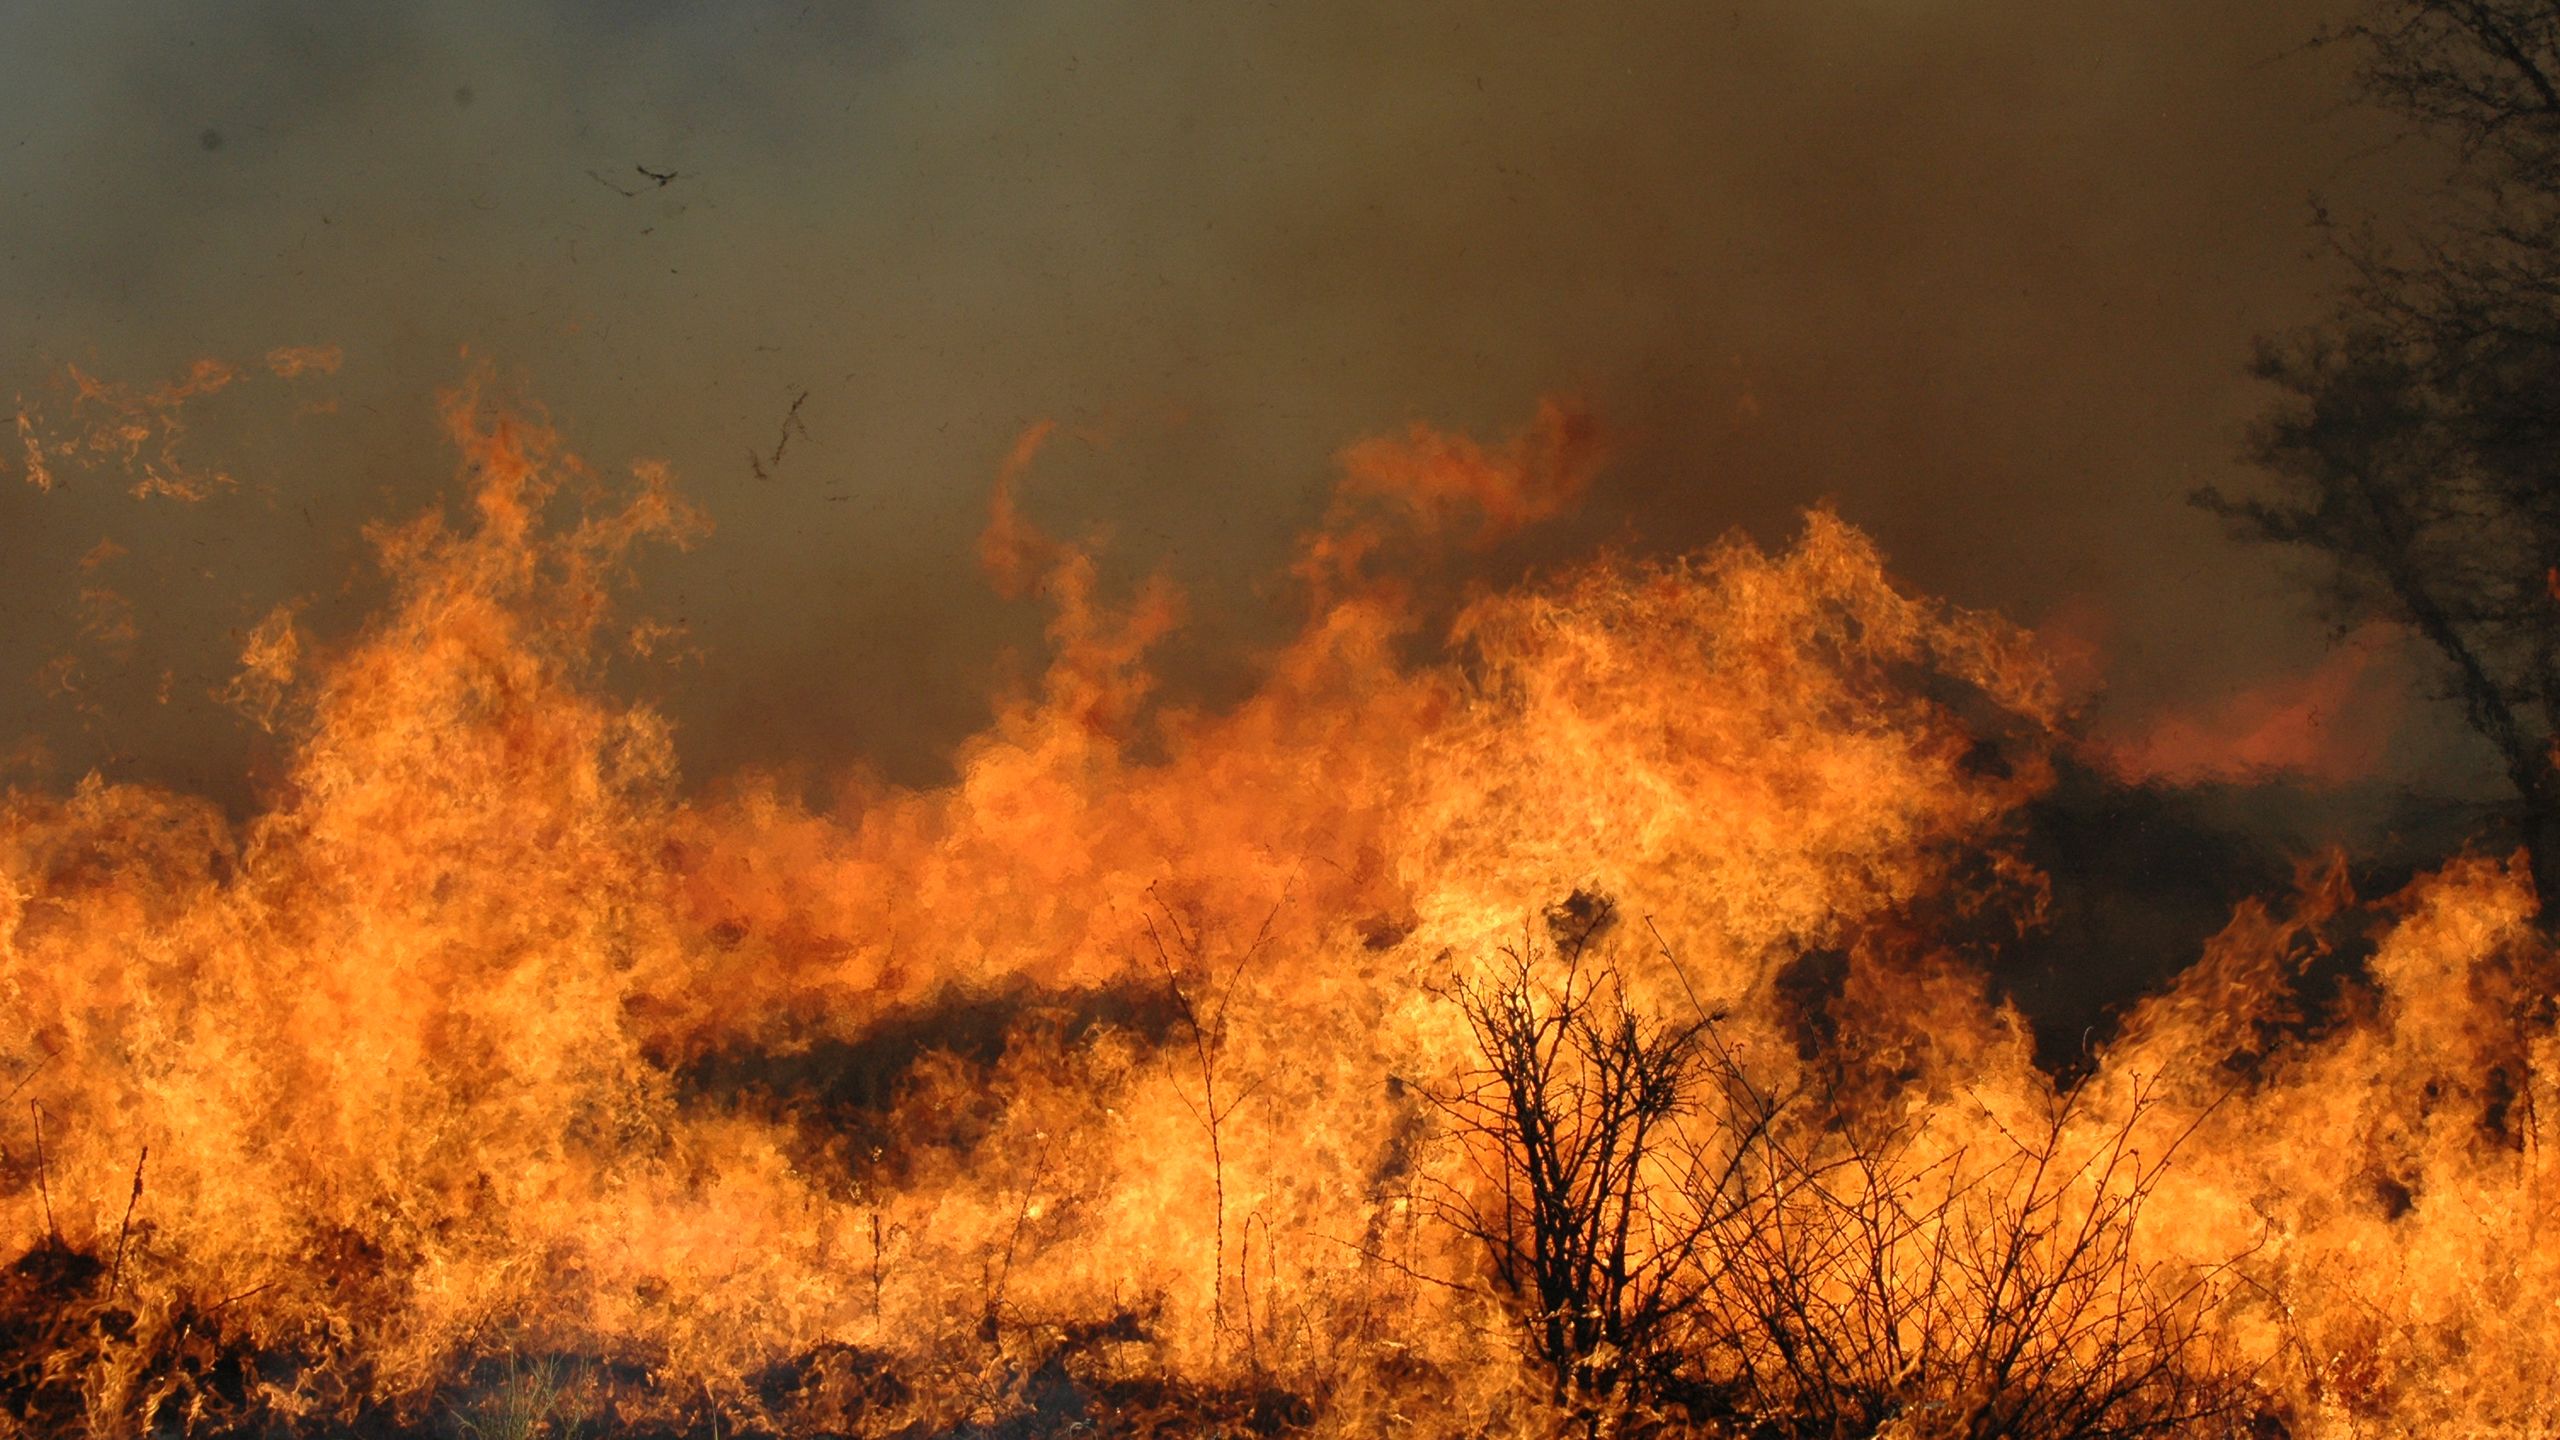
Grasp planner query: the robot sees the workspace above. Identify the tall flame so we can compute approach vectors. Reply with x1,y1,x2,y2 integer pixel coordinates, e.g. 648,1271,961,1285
0,376,2550,1437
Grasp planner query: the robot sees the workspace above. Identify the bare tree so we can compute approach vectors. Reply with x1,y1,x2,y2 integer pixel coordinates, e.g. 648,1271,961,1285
2203,1,2560,909
1420,899,1744,1427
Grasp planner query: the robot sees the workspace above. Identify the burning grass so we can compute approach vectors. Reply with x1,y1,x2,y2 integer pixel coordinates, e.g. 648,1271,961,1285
0,379,2553,1437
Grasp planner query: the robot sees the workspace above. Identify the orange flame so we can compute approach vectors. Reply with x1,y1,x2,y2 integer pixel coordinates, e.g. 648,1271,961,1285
2095,625,2406,786
0,378,2549,1437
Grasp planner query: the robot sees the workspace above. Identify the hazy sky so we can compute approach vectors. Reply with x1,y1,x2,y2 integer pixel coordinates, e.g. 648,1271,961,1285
0,1,2442,807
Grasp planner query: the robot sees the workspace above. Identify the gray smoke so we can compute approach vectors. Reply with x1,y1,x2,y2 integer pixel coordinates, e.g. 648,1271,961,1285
0,0,2458,811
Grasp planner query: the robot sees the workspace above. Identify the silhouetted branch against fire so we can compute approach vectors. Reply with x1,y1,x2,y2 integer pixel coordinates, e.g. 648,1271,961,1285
1145,883,1292,1369
1422,898,2251,1436
2213,0,2560,914
1418,899,1725,1423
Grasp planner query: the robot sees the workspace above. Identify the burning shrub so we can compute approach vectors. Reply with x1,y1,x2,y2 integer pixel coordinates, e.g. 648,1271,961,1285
1705,1085,2250,1440
1428,895,2251,1439
1423,901,1728,1422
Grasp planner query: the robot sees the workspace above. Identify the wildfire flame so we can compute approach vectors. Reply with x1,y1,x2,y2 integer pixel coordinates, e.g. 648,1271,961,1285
2095,625,2409,788
0,371,2549,1437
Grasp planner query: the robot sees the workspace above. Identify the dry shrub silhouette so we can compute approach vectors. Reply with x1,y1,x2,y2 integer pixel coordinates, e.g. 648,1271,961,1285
1428,895,2254,1439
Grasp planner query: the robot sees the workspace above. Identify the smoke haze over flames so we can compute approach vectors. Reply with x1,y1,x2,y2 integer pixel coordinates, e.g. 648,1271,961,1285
6,4,2559,1438
0,0,2476,815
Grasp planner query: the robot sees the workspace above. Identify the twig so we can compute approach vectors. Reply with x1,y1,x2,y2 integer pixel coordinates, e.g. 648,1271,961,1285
1643,914,1724,1028
588,164,679,197
29,1101,56,1245
2,1051,54,1106
1143,884,1290,1363
770,389,809,469
109,1145,147,1296
985,1131,1055,1348
207,1279,274,1315
749,391,810,479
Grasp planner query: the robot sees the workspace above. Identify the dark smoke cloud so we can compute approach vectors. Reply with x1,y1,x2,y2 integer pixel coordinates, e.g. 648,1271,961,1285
0,0,2458,812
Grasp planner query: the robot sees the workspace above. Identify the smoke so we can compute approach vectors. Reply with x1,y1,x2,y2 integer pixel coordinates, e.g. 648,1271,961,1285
0,0,2434,810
